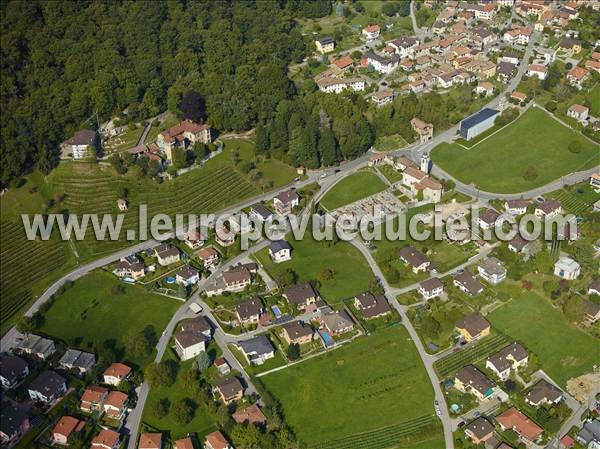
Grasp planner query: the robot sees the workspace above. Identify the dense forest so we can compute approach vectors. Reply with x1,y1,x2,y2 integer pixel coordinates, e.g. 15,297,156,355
0,0,333,186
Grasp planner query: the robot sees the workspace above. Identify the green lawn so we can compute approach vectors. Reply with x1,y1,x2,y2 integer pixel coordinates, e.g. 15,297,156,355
37,271,180,369
374,134,409,152
589,84,600,116
431,107,600,193
261,326,436,447
488,292,599,386
255,234,374,303
141,350,219,440
320,171,388,210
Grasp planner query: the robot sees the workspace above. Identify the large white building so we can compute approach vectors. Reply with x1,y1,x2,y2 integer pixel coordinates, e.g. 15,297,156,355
316,76,365,94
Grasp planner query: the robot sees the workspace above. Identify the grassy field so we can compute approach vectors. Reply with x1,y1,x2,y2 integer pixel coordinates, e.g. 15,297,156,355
431,107,599,193
488,292,599,386
320,171,388,211
255,234,374,303
141,350,219,440
37,270,180,369
261,326,436,447
589,83,600,116
374,134,409,152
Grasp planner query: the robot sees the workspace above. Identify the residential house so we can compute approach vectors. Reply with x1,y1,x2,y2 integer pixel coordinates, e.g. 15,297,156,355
534,199,562,219
250,204,273,223
508,235,529,253
477,208,500,231
283,283,320,310
496,62,516,82
399,246,430,274
80,385,108,413
455,313,490,341
362,24,380,40
184,229,205,249
315,36,335,54
553,256,580,280
138,433,162,449
62,129,98,160
454,365,496,401
103,363,132,386
559,38,582,56
235,335,275,365
222,266,252,292
418,277,444,300
174,315,212,361
389,37,419,58
117,198,128,211
113,256,145,280
478,257,507,285
372,89,394,107
316,76,366,93
527,63,547,80
198,247,219,269
486,342,529,380
28,370,67,404
214,357,231,376
157,120,211,163
588,279,600,296
505,199,528,215
454,270,484,297
361,52,400,74
465,417,495,445
235,297,264,325
0,403,30,448
205,431,233,449
0,354,28,390
525,379,563,407
269,240,292,263
91,429,121,449
495,407,543,446
510,91,527,104
214,377,244,404
16,334,55,360
567,67,590,89
281,321,314,345
232,403,267,426
332,55,354,71
567,104,589,123
174,438,195,449
474,82,494,96
319,310,354,336
411,118,434,143
103,391,128,420
273,190,299,215
353,292,392,320
590,172,600,193
504,27,533,45
576,419,600,447
153,243,180,266
52,416,82,446
175,265,200,287
585,58,600,74
215,229,235,247
401,165,425,186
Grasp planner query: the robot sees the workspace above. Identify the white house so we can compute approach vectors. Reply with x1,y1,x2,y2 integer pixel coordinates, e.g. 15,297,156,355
28,371,67,404
418,277,444,300
554,256,580,280
316,76,366,94
485,342,529,381
235,336,275,366
174,316,212,361
362,24,380,41
62,129,98,159
534,200,562,219
477,257,507,285
268,240,292,263
362,52,400,74
567,104,589,123
527,64,547,80
175,265,200,287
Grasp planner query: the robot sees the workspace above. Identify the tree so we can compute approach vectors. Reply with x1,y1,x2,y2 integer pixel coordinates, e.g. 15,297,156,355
196,351,212,372
542,63,561,90
318,126,338,166
171,398,195,424
192,142,208,162
216,404,232,428
151,398,170,418
562,296,586,322
179,91,206,123
421,315,440,339
534,250,553,274
145,360,178,387
255,124,270,155
522,166,538,181
286,343,301,361
231,423,262,448
277,268,297,288
568,141,582,154
125,325,156,360
171,148,188,170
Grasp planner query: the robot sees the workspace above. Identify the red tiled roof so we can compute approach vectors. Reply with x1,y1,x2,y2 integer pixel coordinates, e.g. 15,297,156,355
496,407,543,441
53,416,80,439
139,432,162,449
104,363,131,379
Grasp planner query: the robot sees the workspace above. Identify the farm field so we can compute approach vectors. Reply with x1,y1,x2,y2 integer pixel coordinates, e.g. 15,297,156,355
548,182,600,215
255,234,375,303
433,333,510,378
320,171,388,211
261,326,436,447
487,292,599,386
431,108,599,193
37,270,180,369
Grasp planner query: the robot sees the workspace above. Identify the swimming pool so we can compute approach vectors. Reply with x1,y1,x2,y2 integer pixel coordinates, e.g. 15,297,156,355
271,305,282,319
166,277,175,284
319,331,334,347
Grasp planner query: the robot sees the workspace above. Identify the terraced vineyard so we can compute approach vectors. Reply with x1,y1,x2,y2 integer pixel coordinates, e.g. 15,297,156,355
433,333,510,378
552,190,594,215
310,415,437,449
0,221,73,325
49,163,259,258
